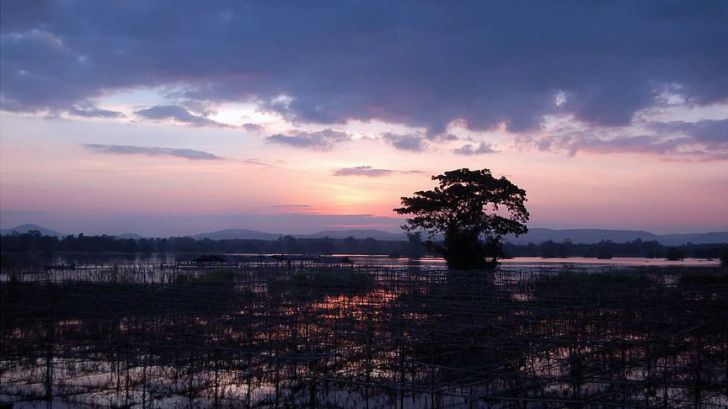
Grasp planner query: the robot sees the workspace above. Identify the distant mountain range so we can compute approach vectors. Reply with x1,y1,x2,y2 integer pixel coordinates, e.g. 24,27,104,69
198,227,728,244
196,229,281,240
0,224,64,238
196,228,406,241
300,229,407,241
2,224,727,245
505,228,728,246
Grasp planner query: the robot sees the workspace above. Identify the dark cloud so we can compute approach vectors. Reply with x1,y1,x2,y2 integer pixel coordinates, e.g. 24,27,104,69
266,129,350,150
453,142,496,155
382,133,426,152
333,166,393,177
2,1,726,134
135,105,229,127
83,144,222,160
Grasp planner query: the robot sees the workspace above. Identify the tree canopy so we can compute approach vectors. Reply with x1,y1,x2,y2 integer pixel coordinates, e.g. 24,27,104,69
394,168,529,269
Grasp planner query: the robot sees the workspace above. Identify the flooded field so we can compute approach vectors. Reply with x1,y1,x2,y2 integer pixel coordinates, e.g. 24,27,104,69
3,252,722,276
1,258,727,408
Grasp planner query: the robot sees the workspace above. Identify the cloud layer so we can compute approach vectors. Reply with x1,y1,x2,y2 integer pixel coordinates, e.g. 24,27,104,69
382,133,427,152
3,1,726,137
83,144,222,160
334,166,393,177
266,129,351,150
135,105,229,127
519,118,728,161
69,104,125,119
453,142,495,155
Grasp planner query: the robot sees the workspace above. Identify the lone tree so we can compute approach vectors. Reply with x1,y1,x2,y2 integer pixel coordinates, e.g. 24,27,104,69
395,168,529,269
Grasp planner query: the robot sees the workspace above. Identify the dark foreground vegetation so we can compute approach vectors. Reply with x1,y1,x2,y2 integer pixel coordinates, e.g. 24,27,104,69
2,231,728,263
2,261,728,408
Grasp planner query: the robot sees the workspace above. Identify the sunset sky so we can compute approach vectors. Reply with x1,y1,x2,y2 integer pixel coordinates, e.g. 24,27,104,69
1,1,727,236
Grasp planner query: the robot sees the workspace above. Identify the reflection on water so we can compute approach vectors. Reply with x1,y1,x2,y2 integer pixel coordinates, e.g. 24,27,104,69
5,252,722,269
1,259,727,408
349,255,722,270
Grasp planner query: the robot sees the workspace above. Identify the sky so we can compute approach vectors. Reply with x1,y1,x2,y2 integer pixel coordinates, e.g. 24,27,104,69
1,1,727,236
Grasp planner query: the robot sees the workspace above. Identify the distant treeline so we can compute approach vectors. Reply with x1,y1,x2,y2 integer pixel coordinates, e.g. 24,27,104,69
0,231,425,258
1,231,727,261
503,240,727,261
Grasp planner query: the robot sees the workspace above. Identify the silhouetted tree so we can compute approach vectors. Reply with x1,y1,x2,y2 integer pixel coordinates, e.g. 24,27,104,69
540,240,559,258
360,237,381,254
342,236,359,254
719,249,728,266
122,239,139,253
280,235,298,253
666,247,685,261
395,168,529,269
406,232,425,259
642,240,662,258
594,240,615,259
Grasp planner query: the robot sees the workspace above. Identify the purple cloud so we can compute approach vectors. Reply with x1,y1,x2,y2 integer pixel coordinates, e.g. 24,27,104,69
242,123,264,133
453,142,496,155
266,129,351,150
68,104,125,119
520,119,728,161
83,144,222,160
135,105,229,127
382,133,426,152
650,119,728,145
